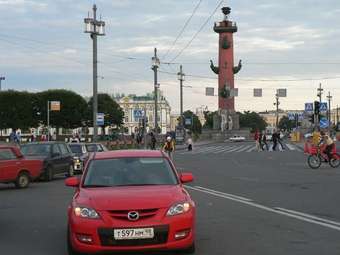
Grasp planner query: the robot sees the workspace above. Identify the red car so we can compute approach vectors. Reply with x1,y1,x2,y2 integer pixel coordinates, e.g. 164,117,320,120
0,145,43,188
65,150,195,254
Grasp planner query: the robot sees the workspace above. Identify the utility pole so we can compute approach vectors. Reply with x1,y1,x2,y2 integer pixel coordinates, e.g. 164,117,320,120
47,101,50,141
274,93,280,129
177,65,185,127
327,91,332,129
84,4,105,142
317,83,323,104
151,48,160,134
0,76,5,91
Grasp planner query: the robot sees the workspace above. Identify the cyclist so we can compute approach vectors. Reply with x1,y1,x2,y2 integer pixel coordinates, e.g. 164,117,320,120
163,136,175,160
320,131,335,162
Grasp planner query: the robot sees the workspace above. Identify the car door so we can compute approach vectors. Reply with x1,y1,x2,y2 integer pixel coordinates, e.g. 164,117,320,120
0,148,19,181
58,143,72,172
51,144,63,173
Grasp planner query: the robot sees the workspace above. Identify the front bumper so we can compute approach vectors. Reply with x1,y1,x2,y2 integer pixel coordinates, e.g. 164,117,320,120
68,208,195,253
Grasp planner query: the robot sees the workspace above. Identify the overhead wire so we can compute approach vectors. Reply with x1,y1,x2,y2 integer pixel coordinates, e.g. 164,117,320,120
162,0,203,60
168,0,224,63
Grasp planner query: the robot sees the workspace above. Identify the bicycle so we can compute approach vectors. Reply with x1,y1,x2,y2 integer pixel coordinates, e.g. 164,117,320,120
307,144,340,169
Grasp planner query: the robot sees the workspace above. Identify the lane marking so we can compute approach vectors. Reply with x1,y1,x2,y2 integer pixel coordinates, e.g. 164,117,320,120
185,185,340,232
246,146,256,152
285,143,297,151
213,146,235,154
233,145,254,153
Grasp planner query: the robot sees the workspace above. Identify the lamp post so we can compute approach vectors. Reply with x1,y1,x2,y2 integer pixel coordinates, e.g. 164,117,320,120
0,76,5,91
274,93,280,129
84,4,105,142
151,48,160,134
177,65,185,127
327,91,332,130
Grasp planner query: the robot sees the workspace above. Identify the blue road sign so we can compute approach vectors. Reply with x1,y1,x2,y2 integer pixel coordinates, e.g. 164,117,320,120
185,118,192,125
320,118,329,128
288,113,295,120
320,102,328,112
305,103,313,112
96,113,104,126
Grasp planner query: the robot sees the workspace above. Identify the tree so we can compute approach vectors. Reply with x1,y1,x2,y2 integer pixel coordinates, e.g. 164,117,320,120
0,90,39,130
239,111,267,132
278,116,295,131
183,110,202,135
88,93,124,127
35,89,88,129
203,111,217,129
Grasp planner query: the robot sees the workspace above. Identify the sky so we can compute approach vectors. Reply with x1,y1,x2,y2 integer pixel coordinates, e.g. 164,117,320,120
1,0,340,114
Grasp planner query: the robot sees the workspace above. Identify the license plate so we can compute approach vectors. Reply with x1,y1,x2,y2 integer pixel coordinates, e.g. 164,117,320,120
114,228,154,240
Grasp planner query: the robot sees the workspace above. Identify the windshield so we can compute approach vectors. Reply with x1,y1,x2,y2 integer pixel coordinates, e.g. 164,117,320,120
86,144,98,152
83,157,178,187
69,144,83,154
21,144,50,156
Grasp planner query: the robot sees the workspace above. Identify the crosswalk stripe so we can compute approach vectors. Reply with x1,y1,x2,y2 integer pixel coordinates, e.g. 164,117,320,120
225,146,243,153
197,146,224,153
214,146,235,153
233,145,254,152
246,146,256,152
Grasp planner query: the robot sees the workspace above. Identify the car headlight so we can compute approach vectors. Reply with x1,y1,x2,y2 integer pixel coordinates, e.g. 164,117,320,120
74,206,100,219
167,202,191,216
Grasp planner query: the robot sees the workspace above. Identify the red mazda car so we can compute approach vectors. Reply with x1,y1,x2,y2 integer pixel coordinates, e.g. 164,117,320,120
65,150,195,254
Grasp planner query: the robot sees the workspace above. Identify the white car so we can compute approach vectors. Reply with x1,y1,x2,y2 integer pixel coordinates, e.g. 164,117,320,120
229,135,246,142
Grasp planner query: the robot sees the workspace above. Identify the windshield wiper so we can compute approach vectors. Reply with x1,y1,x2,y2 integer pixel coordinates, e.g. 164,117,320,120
83,184,112,188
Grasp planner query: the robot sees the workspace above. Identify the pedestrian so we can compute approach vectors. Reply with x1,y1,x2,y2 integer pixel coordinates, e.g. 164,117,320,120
9,129,16,143
258,132,263,151
277,131,285,150
262,132,268,151
150,132,157,150
163,136,175,160
272,131,278,151
254,129,260,151
15,130,21,144
187,137,193,151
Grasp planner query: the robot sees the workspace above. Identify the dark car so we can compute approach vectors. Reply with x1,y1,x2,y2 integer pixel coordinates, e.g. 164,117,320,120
85,143,108,153
0,145,44,188
68,143,89,173
21,142,74,181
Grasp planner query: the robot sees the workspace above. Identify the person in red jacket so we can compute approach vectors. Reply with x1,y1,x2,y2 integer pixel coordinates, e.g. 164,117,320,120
254,129,260,151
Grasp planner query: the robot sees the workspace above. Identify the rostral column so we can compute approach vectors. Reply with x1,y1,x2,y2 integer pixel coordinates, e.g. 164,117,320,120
210,7,242,130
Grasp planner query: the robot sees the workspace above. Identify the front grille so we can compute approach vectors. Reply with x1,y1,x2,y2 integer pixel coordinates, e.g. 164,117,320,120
98,225,169,246
108,208,159,221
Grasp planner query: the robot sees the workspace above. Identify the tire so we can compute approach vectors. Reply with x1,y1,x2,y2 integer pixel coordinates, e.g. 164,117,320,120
307,155,321,169
44,166,54,182
67,228,82,255
15,172,30,189
183,243,195,254
68,165,74,177
329,156,340,168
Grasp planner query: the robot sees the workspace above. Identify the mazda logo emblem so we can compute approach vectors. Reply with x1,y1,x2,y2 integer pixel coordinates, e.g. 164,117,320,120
127,211,139,221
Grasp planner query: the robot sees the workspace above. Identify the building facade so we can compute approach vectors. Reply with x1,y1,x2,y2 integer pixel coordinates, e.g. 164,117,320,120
117,93,171,135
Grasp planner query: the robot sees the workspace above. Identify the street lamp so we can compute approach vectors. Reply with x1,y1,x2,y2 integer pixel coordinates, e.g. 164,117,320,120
84,4,105,142
0,76,5,91
151,48,160,134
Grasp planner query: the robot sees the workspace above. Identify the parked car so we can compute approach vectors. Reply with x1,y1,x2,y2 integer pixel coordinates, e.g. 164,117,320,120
21,142,74,181
0,145,43,188
229,135,246,142
85,143,108,153
65,150,195,254
68,143,89,173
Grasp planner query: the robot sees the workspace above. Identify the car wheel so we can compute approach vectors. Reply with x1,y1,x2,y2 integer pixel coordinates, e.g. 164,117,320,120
68,165,74,177
44,166,54,182
15,172,30,189
182,243,195,254
67,228,82,255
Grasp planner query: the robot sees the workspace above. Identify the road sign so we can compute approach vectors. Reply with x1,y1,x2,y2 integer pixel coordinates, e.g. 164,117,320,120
205,87,214,96
305,103,313,112
50,101,61,111
320,118,329,128
288,113,295,120
253,88,262,97
277,88,287,97
320,102,327,112
133,109,144,120
185,117,192,125
96,113,104,126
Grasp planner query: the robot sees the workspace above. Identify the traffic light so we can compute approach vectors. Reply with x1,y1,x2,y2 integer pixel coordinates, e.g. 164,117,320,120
314,101,320,115
309,115,314,124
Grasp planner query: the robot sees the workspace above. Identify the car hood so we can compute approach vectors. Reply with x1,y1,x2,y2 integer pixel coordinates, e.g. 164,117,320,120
76,185,188,210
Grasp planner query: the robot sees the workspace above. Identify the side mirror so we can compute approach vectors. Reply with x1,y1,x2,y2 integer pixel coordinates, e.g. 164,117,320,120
180,173,194,183
65,177,80,187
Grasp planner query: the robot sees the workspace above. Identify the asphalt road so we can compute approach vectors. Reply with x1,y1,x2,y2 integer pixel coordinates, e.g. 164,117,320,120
1,141,340,255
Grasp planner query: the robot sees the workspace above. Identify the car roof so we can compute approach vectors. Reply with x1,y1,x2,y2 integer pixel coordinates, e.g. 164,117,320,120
21,142,63,145
93,150,164,160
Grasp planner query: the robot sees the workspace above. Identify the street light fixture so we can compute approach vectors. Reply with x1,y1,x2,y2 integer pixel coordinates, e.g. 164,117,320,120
0,76,5,91
84,4,105,142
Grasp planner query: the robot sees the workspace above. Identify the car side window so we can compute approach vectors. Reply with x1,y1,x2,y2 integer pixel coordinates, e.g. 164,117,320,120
0,149,17,160
52,144,61,155
97,144,103,152
58,144,69,155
